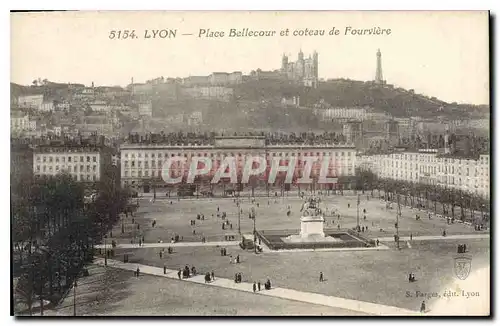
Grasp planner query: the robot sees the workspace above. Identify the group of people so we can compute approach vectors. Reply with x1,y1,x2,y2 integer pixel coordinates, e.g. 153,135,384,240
229,254,240,264
457,244,468,254
178,265,197,279
204,271,216,283
251,279,272,291
408,273,417,283
158,247,173,258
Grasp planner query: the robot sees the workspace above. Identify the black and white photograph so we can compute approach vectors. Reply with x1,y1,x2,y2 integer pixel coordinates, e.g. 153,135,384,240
9,10,490,316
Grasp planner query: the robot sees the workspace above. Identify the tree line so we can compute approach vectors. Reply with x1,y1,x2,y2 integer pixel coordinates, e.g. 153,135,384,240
337,168,490,224
12,167,131,315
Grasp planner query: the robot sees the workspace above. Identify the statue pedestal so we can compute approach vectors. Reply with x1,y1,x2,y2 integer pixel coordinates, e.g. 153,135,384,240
300,216,325,238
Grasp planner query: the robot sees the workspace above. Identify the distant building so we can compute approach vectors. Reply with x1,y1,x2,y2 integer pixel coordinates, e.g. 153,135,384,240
119,137,357,191
183,86,233,101
183,76,211,87
228,72,243,84
359,150,490,199
138,102,153,117
18,94,44,109
33,143,113,183
187,111,203,126
281,50,319,88
40,101,55,112
11,111,30,134
281,96,300,108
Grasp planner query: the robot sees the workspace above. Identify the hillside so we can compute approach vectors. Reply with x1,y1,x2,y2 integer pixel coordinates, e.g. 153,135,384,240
234,79,486,119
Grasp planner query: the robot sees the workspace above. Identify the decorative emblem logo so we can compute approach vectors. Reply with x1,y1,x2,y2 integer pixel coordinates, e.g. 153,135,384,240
454,255,472,280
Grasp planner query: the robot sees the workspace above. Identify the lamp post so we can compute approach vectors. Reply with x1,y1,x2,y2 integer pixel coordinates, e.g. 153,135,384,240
73,280,77,316
356,193,360,231
253,210,257,254
104,237,107,266
237,198,241,235
396,194,401,250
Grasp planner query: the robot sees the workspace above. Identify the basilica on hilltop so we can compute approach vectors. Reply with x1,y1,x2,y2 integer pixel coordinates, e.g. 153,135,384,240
281,50,319,88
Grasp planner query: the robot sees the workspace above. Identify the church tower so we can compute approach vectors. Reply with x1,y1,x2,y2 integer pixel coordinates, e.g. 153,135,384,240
298,49,304,61
375,49,385,85
281,53,288,72
312,50,319,79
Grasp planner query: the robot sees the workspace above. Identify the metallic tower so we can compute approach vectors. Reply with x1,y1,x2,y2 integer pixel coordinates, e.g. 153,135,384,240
375,49,384,84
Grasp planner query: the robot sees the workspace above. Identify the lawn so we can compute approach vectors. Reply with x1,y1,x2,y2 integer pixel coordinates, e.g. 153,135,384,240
43,266,366,316
118,238,490,312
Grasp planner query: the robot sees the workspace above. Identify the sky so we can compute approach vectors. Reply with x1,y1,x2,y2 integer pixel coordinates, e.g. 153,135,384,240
11,11,489,104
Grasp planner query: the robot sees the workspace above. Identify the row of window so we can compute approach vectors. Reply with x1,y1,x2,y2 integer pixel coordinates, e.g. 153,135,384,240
123,151,355,159
35,172,98,181
123,167,353,178
36,164,98,173
36,155,98,163
123,159,354,168
381,162,488,178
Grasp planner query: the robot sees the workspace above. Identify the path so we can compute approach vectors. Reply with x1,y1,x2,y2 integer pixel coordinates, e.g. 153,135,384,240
97,233,488,250
378,233,489,242
96,241,239,249
94,258,421,316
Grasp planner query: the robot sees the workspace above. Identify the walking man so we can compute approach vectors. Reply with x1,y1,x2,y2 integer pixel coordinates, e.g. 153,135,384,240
420,300,426,313
163,265,167,274
253,282,257,292
319,272,324,282
136,267,140,278
177,269,181,279
258,281,261,291
211,271,215,281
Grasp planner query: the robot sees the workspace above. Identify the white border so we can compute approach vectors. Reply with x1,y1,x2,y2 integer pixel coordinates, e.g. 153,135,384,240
3,1,497,326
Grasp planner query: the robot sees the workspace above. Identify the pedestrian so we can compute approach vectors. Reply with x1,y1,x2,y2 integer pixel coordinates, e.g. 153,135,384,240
163,265,166,274
258,281,261,291
319,272,324,282
177,269,181,279
220,248,224,256
159,251,163,259
376,239,380,246
132,218,135,224
230,223,233,230
136,267,140,278
193,229,196,235
410,233,413,241
211,271,215,281
253,282,257,292
420,300,426,313
139,239,142,247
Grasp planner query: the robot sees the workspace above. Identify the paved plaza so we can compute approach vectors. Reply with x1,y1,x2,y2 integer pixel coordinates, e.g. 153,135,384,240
83,194,490,315
110,193,487,245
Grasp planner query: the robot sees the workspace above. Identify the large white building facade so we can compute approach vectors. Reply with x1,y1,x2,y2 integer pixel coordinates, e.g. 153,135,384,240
359,150,490,199
120,136,357,191
33,144,112,183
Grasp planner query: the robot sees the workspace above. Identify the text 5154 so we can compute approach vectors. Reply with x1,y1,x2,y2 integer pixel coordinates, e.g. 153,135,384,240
109,30,138,40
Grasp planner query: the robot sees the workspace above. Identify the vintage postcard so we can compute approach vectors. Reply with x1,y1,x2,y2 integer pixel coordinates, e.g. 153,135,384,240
10,11,490,317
